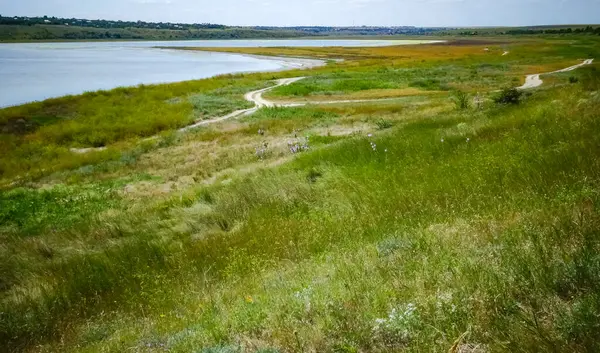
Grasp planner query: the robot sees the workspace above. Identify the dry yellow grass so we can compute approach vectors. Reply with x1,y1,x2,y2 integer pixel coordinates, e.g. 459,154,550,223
268,88,443,103
175,43,498,64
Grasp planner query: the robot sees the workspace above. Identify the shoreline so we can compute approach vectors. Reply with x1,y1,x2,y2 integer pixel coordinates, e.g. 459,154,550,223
0,37,447,45
224,53,329,71
1,38,443,109
0,51,327,109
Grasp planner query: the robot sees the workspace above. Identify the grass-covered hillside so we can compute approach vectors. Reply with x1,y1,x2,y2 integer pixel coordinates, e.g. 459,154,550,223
0,23,311,42
1,37,600,352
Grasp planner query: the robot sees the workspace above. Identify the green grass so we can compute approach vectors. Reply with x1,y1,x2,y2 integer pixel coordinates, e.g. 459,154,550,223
242,106,340,122
0,76,272,184
1,37,600,352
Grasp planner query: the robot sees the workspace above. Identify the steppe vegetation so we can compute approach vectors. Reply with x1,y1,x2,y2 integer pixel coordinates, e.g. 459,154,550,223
1,36,600,352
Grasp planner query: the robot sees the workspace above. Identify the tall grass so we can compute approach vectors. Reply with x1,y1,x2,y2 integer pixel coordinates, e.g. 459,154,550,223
2,37,600,352
0,76,270,183
2,81,600,351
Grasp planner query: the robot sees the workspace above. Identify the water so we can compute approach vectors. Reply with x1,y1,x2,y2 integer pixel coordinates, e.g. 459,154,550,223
0,39,434,107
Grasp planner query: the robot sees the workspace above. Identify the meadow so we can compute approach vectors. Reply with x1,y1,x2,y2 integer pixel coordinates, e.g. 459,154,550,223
1,36,600,352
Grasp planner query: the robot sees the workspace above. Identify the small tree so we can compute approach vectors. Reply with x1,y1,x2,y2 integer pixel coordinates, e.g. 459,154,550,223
494,87,523,105
451,90,470,110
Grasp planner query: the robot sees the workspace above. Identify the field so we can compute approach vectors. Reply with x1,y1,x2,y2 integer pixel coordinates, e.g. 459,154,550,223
1,36,600,352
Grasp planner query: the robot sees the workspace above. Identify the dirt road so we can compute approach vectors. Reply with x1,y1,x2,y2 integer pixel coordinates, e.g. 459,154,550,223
183,58,596,131
72,58,596,152
518,59,594,90
179,77,305,132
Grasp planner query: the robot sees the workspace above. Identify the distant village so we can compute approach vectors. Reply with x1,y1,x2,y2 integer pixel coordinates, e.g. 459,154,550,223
2,15,598,37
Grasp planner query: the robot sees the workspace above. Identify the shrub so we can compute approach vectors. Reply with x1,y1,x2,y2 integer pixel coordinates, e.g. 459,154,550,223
580,67,600,91
494,87,523,105
451,90,470,110
409,78,445,91
306,168,323,183
375,119,394,130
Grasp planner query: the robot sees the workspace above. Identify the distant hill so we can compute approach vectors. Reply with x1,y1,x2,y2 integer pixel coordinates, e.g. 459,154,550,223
1,15,599,42
0,15,450,41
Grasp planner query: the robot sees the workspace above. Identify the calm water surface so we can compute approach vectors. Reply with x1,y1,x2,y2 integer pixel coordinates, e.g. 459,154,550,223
0,39,434,107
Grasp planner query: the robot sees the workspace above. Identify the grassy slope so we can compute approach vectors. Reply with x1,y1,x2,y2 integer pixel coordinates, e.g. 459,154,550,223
0,24,309,42
1,36,600,352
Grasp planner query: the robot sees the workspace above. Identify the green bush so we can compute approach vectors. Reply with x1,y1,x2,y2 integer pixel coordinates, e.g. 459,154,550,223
375,119,394,130
580,67,600,91
451,90,470,110
494,87,523,105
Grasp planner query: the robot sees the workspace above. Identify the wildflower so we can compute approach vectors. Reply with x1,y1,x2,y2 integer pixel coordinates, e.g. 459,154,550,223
384,149,388,153
466,137,470,142
372,303,419,339
288,136,310,154
245,295,254,304
368,133,373,137
441,138,445,143
373,318,387,331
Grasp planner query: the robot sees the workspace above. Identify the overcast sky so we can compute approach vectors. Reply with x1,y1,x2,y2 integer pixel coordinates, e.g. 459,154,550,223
1,0,599,27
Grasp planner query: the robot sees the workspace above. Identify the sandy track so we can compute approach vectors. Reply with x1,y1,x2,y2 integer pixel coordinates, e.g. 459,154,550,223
518,59,594,90
72,58,595,152
179,77,305,132
244,77,306,108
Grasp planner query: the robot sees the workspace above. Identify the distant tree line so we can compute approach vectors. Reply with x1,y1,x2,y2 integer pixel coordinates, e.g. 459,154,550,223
252,25,447,35
505,26,600,35
0,24,312,41
458,26,600,36
0,15,451,40
0,15,225,30
3,14,597,41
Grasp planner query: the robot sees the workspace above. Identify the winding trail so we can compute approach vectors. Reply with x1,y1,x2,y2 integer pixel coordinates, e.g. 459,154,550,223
518,59,594,90
71,58,595,152
178,77,305,132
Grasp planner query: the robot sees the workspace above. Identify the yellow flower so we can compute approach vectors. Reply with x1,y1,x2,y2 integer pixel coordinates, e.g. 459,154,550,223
245,295,254,304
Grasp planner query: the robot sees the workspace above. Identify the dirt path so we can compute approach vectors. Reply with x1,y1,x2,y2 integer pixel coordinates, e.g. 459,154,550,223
71,58,595,153
518,59,594,90
179,77,305,132
252,59,595,111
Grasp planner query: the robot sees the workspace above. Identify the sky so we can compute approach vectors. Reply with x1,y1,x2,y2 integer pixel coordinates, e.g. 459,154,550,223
1,0,599,27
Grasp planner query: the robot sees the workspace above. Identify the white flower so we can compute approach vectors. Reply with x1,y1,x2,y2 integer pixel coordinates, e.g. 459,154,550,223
441,138,445,143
